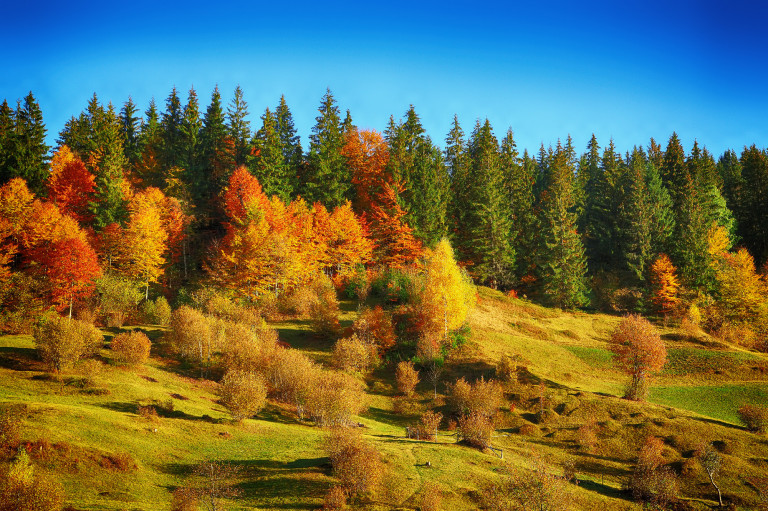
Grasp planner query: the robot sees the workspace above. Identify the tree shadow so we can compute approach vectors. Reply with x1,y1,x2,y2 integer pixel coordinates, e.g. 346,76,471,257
0,346,38,371
577,479,629,501
363,407,411,428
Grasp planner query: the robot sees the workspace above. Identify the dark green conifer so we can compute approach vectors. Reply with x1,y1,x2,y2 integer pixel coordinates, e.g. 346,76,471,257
251,107,290,202
227,85,251,166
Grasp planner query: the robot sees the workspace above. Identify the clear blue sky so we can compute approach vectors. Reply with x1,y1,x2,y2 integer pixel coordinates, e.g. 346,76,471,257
2,0,766,158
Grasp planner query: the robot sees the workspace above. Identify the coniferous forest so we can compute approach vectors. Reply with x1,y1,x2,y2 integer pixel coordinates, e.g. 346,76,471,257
2,86,768,510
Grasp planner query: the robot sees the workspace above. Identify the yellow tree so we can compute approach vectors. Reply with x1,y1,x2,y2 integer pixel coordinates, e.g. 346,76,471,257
420,238,476,345
122,190,168,299
650,254,680,317
715,248,767,326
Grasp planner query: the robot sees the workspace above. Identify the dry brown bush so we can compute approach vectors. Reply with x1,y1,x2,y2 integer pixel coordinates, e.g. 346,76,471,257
518,423,542,437
325,428,385,500
267,348,316,415
280,286,319,318
33,315,103,372
496,354,518,384
333,334,378,373
737,404,768,433
575,420,598,452
165,306,217,372
170,486,199,511
138,404,159,422
305,369,367,427
458,410,493,449
480,454,570,511
111,330,152,364
323,485,348,510
396,361,420,397
408,410,442,441
0,405,26,451
629,436,679,507
449,376,503,418
219,370,267,421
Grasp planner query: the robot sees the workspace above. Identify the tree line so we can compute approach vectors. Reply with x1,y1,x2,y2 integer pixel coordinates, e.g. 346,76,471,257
1,86,767,343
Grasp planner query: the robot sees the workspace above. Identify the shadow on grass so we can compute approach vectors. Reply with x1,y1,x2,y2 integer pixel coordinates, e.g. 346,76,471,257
578,479,628,501
96,401,220,422
363,407,412,428
0,346,38,371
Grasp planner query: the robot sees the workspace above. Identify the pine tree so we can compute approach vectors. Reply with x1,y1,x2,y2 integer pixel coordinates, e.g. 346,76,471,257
445,115,468,246
160,87,184,170
510,149,539,283
11,92,50,195
251,108,291,202
738,146,768,265
227,85,251,166
302,89,349,208
537,142,589,309
179,87,202,186
119,97,142,167
619,148,654,282
136,99,163,188
457,119,515,287
198,86,235,217
0,100,16,186
660,132,689,208
89,103,129,230
717,149,743,226
275,95,302,194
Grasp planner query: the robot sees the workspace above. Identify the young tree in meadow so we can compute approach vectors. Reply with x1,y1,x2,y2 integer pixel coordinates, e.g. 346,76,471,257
609,314,666,401
396,361,420,397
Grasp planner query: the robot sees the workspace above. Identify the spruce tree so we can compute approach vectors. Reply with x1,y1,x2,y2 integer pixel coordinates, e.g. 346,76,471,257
135,99,163,188
504,135,538,283
89,102,128,229
251,107,291,202
11,92,50,195
302,88,349,208
275,95,302,194
0,100,14,185
160,87,184,170
227,85,251,166
180,87,202,182
537,142,589,309
198,86,235,216
119,97,142,167
446,115,468,246
738,146,768,265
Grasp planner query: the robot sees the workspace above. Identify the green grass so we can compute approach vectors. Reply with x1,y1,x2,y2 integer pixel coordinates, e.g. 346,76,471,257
649,383,768,425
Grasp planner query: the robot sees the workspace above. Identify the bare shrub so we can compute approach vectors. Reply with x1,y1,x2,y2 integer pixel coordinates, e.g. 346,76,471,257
449,376,503,418
111,330,151,364
352,306,396,354
220,320,278,374
33,315,103,372
325,428,385,500
409,411,442,441
496,354,518,384
171,486,199,511
396,361,420,397
219,370,267,421
480,454,570,511
629,436,678,507
333,334,377,373
138,404,159,422
575,420,598,452
737,404,768,433
191,460,242,511
458,410,493,449
0,450,64,511
697,443,723,507
323,485,347,510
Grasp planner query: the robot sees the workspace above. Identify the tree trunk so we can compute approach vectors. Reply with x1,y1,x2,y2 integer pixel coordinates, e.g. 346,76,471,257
707,470,723,507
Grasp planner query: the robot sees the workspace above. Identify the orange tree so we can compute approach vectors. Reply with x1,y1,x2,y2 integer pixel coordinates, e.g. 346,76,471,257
609,314,666,401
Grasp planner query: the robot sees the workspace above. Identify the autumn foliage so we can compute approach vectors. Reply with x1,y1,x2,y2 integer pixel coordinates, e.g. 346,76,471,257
650,254,680,316
609,314,667,400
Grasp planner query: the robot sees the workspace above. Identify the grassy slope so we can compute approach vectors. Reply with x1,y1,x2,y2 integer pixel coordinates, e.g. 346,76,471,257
1,288,768,509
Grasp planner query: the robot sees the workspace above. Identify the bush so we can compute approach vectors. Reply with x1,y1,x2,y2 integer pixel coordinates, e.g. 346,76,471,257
629,436,678,507
323,485,347,510
0,404,25,451
480,455,570,511
419,482,443,511
310,276,342,339
575,421,598,452
737,404,768,433
279,286,318,318
170,486,199,511
325,429,385,499
0,450,64,511
458,410,493,449
449,376,503,418
220,320,278,374
165,306,216,373
111,330,151,364
396,361,420,397
34,315,103,371
305,370,367,427
333,334,377,373
496,354,518,384
141,296,172,326
352,306,396,354
408,411,442,441
219,370,267,421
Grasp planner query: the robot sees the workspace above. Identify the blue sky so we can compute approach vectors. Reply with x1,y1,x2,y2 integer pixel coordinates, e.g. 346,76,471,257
2,0,766,158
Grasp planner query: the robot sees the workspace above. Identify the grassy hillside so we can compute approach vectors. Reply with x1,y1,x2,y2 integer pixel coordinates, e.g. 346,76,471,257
2,287,768,510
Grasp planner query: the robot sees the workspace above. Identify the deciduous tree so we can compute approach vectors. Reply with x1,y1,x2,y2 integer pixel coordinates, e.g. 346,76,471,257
609,314,666,401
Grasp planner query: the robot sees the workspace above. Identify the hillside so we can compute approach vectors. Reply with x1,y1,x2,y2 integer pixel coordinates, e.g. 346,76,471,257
2,287,768,510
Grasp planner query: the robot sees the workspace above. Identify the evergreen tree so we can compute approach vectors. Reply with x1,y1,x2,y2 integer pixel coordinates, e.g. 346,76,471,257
660,132,689,207
180,87,202,181
456,119,514,287
620,148,656,282
717,149,744,223
89,102,128,229
446,115,469,244
227,85,251,166
504,136,537,283
738,146,768,265
302,88,349,208
160,87,184,170
537,142,589,309
119,97,141,167
135,99,163,188
0,100,16,186
385,106,448,246
275,95,302,194
10,92,50,194
251,107,291,202
198,86,235,216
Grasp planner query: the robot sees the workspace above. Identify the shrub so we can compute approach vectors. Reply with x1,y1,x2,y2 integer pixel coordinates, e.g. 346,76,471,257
305,370,367,427
34,315,103,371
190,460,242,510
0,404,25,451
325,429,385,499
518,423,542,437
575,421,598,452
629,436,678,507
138,404,159,421
310,276,342,339
408,411,442,441
220,320,278,374
111,330,151,364
341,264,370,301
141,296,172,326
0,450,64,511
323,485,347,510
219,370,267,421
737,404,768,433
458,410,493,449
449,376,504,418
267,348,316,415
279,286,318,318
165,306,217,374
480,455,570,511
396,361,420,397
352,306,396,354
496,354,518,384
333,334,377,373
609,314,666,401
170,486,199,511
